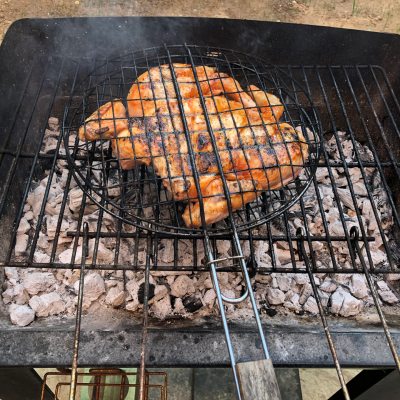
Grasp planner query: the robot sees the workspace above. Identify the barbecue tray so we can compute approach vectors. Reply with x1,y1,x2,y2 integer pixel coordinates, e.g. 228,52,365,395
1,17,400,400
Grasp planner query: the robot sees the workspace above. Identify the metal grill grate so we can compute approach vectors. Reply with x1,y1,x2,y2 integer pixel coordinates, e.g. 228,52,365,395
0,55,399,274
63,46,320,235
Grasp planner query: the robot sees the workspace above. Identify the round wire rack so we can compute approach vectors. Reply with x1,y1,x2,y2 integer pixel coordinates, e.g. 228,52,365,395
63,45,322,236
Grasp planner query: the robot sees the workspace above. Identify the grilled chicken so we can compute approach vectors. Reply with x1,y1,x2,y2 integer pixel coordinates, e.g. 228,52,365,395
127,63,260,118
78,100,128,141
79,64,308,227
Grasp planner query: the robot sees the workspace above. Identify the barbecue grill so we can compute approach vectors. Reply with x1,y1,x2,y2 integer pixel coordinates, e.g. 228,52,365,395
1,17,400,400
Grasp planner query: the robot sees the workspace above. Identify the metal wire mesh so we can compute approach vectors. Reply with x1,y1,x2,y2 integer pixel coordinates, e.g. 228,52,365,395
40,369,167,400
63,45,321,236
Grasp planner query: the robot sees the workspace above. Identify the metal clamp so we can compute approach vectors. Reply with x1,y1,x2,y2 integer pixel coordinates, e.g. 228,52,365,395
207,255,249,304
206,255,245,267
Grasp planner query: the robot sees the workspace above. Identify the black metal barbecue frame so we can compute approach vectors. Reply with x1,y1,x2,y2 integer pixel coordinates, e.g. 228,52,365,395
2,18,400,400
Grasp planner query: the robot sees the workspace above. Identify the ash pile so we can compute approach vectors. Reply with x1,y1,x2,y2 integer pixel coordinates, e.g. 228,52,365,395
2,118,400,327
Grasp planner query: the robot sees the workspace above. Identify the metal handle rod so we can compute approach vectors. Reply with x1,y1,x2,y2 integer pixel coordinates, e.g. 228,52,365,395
296,228,350,400
350,226,400,373
69,222,89,400
139,234,152,400
207,242,242,400
206,231,273,400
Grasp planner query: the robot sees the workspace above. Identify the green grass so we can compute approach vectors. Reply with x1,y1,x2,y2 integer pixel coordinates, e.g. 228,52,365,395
351,0,361,15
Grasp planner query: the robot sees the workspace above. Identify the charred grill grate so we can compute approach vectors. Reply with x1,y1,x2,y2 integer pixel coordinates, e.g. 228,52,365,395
0,54,399,274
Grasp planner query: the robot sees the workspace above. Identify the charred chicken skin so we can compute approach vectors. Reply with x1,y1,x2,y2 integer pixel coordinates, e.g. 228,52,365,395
79,64,308,228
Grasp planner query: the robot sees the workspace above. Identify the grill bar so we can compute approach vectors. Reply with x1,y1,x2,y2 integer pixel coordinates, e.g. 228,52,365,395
297,228,350,399
350,226,400,374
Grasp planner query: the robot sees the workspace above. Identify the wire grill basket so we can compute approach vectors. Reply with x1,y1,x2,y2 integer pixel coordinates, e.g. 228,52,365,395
63,45,322,236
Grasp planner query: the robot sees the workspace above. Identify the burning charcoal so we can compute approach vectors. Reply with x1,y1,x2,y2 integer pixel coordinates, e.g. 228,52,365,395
151,296,172,320
68,187,85,213
303,297,319,314
32,185,46,218
333,274,352,284
254,241,271,268
266,288,285,305
46,215,69,239
93,240,115,263
23,272,56,295
105,279,118,289
59,248,83,264
317,289,330,308
29,292,66,317
294,274,309,285
337,188,355,210
276,275,292,292
170,275,195,298
218,272,229,286
203,289,216,309
33,252,51,264
362,248,387,265
217,240,231,255
350,274,368,299
138,282,155,304
319,184,333,199
285,290,301,308
37,232,50,249
15,234,29,256
5,267,18,280
299,283,312,305
353,182,368,197
125,271,135,281
340,292,363,317
73,273,105,301
173,298,186,314
378,290,398,304
376,281,389,291
387,274,400,281
274,246,292,265
333,177,348,188
330,289,345,314
24,210,33,221
255,274,271,284
284,301,301,311
158,239,175,263
74,296,91,311
9,304,35,327
105,287,126,307
2,288,14,304
320,278,338,293
203,277,214,290
17,218,31,234
315,167,328,183
183,293,203,313
362,199,377,231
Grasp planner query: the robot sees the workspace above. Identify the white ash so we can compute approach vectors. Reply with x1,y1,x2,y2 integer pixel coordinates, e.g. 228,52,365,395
9,304,35,327
2,120,400,326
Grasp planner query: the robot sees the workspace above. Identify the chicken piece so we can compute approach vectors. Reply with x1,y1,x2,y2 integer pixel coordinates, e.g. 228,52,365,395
111,88,308,227
78,101,128,141
247,85,284,122
126,64,256,118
